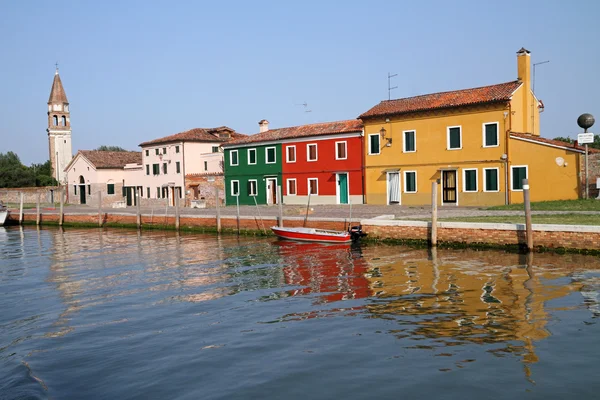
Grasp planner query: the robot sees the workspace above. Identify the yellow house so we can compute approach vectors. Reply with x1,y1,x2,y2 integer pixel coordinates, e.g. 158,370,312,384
360,48,583,206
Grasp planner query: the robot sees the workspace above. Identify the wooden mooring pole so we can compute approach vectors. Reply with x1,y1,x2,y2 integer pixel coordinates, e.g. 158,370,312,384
523,178,533,251
215,187,221,234
19,192,24,225
36,193,41,226
175,188,180,231
59,187,64,226
98,191,102,227
236,195,241,235
431,181,438,247
136,191,142,229
277,185,283,227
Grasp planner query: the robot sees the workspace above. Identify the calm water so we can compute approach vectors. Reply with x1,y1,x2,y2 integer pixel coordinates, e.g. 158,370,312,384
1,227,599,399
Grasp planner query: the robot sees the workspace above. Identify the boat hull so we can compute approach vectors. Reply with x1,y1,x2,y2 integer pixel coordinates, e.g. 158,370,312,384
0,210,7,227
271,226,352,244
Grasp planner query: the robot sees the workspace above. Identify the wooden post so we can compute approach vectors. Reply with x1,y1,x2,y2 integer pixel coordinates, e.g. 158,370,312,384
277,185,283,227
236,195,240,235
136,190,141,229
431,181,438,247
523,178,533,251
36,193,41,226
98,191,102,227
59,187,64,226
19,192,24,225
175,187,180,231
215,186,221,233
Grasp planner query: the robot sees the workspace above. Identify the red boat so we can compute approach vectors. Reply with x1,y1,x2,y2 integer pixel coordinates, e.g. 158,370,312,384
271,225,366,244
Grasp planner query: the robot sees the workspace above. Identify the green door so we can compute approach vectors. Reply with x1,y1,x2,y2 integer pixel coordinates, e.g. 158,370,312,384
126,187,133,206
338,173,348,204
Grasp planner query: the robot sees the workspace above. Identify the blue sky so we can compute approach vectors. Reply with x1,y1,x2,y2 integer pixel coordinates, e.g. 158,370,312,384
1,0,599,164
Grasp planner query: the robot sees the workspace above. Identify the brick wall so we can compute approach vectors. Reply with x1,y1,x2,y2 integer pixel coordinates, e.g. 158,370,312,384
579,152,600,198
185,174,224,207
1,187,60,204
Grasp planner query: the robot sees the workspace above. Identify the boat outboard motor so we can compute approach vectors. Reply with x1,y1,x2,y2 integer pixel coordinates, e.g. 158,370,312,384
349,225,367,241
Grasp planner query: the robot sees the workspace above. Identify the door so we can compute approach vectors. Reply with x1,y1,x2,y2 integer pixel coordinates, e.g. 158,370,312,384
266,178,277,205
125,187,133,206
387,172,400,204
337,173,349,204
442,171,457,204
78,176,86,204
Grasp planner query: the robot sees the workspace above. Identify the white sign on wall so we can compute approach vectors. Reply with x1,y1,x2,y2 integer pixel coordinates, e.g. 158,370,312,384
578,133,594,144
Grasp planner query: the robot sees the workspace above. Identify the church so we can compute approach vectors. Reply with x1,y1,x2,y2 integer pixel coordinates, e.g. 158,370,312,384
47,67,73,185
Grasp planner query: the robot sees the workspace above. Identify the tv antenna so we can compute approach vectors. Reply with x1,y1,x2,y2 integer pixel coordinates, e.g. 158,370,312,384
295,101,312,113
388,72,398,100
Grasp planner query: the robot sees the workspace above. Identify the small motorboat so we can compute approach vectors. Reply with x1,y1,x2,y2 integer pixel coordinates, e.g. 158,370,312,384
0,202,8,226
271,225,366,244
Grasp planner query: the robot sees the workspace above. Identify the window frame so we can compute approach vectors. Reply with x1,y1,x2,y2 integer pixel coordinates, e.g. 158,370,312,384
462,168,478,192
286,145,296,163
307,178,319,195
230,150,239,166
176,161,181,174
147,187,150,198
403,171,417,193
483,167,500,192
247,148,257,165
175,145,180,153
510,165,528,192
403,130,416,153
248,179,258,196
287,178,297,196
152,163,159,175
368,133,380,155
335,141,347,160
447,125,462,150
482,122,500,148
162,162,167,174
145,150,149,156
155,148,159,155
265,146,276,164
231,180,240,196
212,146,220,153
306,143,318,162
145,164,150,175
107,183,115,195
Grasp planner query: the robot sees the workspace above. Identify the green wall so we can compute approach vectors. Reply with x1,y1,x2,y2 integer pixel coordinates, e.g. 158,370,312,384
224,144,282,206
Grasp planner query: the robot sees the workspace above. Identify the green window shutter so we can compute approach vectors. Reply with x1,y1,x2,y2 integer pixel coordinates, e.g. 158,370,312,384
176,162,180,173
512,167,527,190
405,132,415,151
405,172,416,192
485,124,498,146
249,150,256,164
107,184,115,195
485,169,498,191
231,151,238,165
449,127,461,149
370,135,379,153
145,150,149,156
465,170,477,191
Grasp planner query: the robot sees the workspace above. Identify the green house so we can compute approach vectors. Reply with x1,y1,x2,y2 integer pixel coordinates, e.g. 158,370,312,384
223,141,282,206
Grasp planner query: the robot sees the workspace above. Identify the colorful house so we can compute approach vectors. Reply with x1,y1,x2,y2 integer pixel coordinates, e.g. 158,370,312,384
222,119,364,206
359,48,583,206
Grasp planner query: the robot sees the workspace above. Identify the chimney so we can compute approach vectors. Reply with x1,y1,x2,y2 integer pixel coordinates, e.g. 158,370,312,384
516,48,534,134
259,119,269,133
516,47,531,89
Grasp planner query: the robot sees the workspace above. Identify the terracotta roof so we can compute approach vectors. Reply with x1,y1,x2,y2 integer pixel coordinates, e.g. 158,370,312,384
223,119,363,146
510,133,600,153
48,71,68,104
139,127,244,147
359,81,522,119
79,150,142,169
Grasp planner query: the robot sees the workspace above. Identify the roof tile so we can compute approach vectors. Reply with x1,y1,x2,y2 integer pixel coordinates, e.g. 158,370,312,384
139,127,245,147
79,150,142,169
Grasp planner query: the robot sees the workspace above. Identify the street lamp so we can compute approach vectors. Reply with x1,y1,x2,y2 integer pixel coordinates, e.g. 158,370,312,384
577,113,595,199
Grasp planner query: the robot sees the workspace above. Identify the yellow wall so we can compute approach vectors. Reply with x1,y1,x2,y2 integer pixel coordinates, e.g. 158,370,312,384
510,84,540,136
509,138,580,203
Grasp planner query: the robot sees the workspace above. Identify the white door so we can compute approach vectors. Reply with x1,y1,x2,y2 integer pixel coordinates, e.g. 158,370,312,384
387,172,400,204
266,178,278,205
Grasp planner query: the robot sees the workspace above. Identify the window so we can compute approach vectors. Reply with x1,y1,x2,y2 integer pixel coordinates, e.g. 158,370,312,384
156,187,161,198
74,185,77,195
230,150,239,166
145,150,149,156
306,144,318,161
463,169,477,192
483,122,499,147
484,168,499,192
447,126,462,150
335,141,347,160
155,149,159,155
153,164,159,175
53,115,58,126
511,166,528,191
204,161,208,171
404,171,417,193
308,178,318,195
212,146,219,153
266,147,276,164
403,130,416,152
176,161,181,173
247,180,258,196
147,187,150,198
87,185,91,195
287,179,297,195
146,165,150,175
163,147,167,154
61,116,67,126
231,180,240,196
175,145,180,153
286,146,296,163
369,134,380,155
248,148,257,165
107,183,115,195
162,163,167,174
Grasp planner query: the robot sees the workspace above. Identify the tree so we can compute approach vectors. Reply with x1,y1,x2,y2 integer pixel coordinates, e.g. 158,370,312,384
96,145,128,152
30,160,58,187
554,135,600,149
0,152,35,188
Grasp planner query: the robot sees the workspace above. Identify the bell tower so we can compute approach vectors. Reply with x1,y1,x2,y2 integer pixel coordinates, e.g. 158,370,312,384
47,66,73,184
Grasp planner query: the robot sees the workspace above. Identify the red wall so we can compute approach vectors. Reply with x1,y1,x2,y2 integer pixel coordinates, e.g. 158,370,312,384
282,135,363,196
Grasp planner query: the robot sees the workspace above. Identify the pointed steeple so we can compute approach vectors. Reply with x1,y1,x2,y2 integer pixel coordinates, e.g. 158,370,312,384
48,69,69,105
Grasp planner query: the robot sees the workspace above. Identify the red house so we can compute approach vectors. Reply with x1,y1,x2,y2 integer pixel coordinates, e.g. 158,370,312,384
278,119,364,205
